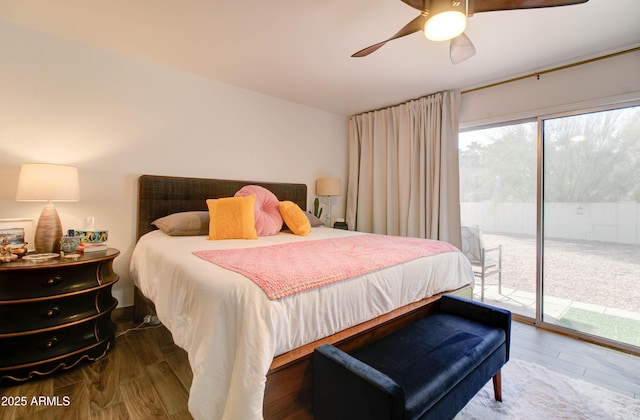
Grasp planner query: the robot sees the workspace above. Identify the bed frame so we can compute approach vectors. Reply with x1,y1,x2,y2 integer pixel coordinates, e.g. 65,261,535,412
134,174,472,419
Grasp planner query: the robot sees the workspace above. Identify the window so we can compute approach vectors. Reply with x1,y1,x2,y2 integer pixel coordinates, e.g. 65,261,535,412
459,103,640,351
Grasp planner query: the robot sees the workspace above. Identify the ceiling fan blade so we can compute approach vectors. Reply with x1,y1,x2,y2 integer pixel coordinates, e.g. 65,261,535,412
352,14,428,57
400,0,429,13
471,0,588,14
450,32,476,64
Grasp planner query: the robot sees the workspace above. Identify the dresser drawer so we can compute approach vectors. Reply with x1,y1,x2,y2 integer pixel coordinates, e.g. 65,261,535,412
0,248,119,383
0,285,117,334
0,313,116,368
0,260,117,300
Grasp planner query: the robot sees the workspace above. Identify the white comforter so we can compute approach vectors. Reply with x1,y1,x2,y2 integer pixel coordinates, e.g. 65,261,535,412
130,227,474,420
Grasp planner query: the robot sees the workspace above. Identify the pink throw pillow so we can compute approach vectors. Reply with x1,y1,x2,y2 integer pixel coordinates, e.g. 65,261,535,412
235,185,283,236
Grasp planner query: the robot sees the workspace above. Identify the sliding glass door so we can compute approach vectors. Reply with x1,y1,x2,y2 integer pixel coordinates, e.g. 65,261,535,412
541,105,640,349
460,102,640,352
459,122,537,316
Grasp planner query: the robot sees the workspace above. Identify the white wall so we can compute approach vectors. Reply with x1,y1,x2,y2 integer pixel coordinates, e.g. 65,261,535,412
461,202,640,245
0,21,348,307
460,48,640,126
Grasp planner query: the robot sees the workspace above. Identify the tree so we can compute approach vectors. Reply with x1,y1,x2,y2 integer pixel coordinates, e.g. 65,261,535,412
459,106,640,203
544,107,640,202
460,122,536,202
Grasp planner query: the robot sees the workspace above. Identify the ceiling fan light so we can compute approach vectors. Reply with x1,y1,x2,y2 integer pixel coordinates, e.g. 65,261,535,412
424,10,466,41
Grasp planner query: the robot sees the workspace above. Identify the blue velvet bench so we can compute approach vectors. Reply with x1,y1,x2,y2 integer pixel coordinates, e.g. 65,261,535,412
312,295,511,420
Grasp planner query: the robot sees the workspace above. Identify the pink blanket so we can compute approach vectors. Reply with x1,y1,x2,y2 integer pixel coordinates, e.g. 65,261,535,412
193,234,459,299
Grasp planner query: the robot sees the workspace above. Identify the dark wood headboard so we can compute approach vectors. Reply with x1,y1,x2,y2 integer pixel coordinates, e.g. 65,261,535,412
136,175,307,240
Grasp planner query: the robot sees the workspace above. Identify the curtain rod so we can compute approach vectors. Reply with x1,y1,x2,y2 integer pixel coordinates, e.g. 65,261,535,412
461,46,640,95
353,46,639,116
351,92,444,117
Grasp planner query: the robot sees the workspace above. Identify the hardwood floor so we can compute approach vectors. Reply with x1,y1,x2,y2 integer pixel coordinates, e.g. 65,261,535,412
1,314,638,419
510,321,640,399
0,312,193,420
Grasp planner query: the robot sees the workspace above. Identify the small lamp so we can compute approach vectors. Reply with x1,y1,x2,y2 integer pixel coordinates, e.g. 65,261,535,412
16,164,79,253
316,178,341,227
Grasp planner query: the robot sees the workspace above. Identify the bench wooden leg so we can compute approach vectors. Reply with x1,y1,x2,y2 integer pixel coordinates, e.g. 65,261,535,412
492,370,502,402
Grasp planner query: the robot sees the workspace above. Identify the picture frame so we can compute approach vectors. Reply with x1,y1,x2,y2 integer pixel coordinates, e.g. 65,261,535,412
0,218,35,251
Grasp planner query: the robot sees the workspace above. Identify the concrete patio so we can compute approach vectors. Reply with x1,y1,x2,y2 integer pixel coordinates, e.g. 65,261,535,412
472,233,640,347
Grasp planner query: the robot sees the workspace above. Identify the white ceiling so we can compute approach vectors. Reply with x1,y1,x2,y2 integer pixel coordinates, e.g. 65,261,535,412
1,0,639,116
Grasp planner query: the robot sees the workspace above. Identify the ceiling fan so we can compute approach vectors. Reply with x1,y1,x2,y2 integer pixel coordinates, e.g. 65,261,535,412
352,0,589,64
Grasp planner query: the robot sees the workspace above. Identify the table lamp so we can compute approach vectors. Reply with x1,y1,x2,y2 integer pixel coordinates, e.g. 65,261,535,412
16,163,80,253
316,178,341,227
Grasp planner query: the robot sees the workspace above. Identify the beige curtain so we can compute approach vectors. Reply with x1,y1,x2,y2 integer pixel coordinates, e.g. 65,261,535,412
346,91,462,248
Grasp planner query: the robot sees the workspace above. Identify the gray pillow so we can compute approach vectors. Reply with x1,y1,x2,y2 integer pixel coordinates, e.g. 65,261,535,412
152,211,210,236
305,212,325,227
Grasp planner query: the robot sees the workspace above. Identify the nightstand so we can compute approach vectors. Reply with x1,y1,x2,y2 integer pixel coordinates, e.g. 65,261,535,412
0,248,119,383
333,221,348,230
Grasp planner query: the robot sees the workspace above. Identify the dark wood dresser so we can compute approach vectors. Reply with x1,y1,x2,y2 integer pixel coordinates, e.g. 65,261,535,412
0,249,119,383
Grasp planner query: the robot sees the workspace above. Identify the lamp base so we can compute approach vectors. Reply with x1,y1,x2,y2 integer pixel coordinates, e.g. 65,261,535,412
34,201,63,254
323,196,334,228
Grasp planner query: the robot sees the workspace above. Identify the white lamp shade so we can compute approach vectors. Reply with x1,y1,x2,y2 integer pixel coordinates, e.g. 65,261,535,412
450,32,476,64
316,178,341,196
16,163,80,202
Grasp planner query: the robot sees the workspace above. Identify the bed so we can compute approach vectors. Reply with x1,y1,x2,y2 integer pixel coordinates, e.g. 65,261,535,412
130,174,474,420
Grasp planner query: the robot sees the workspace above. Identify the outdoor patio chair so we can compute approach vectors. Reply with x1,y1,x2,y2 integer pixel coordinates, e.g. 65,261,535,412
461,226,502,302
